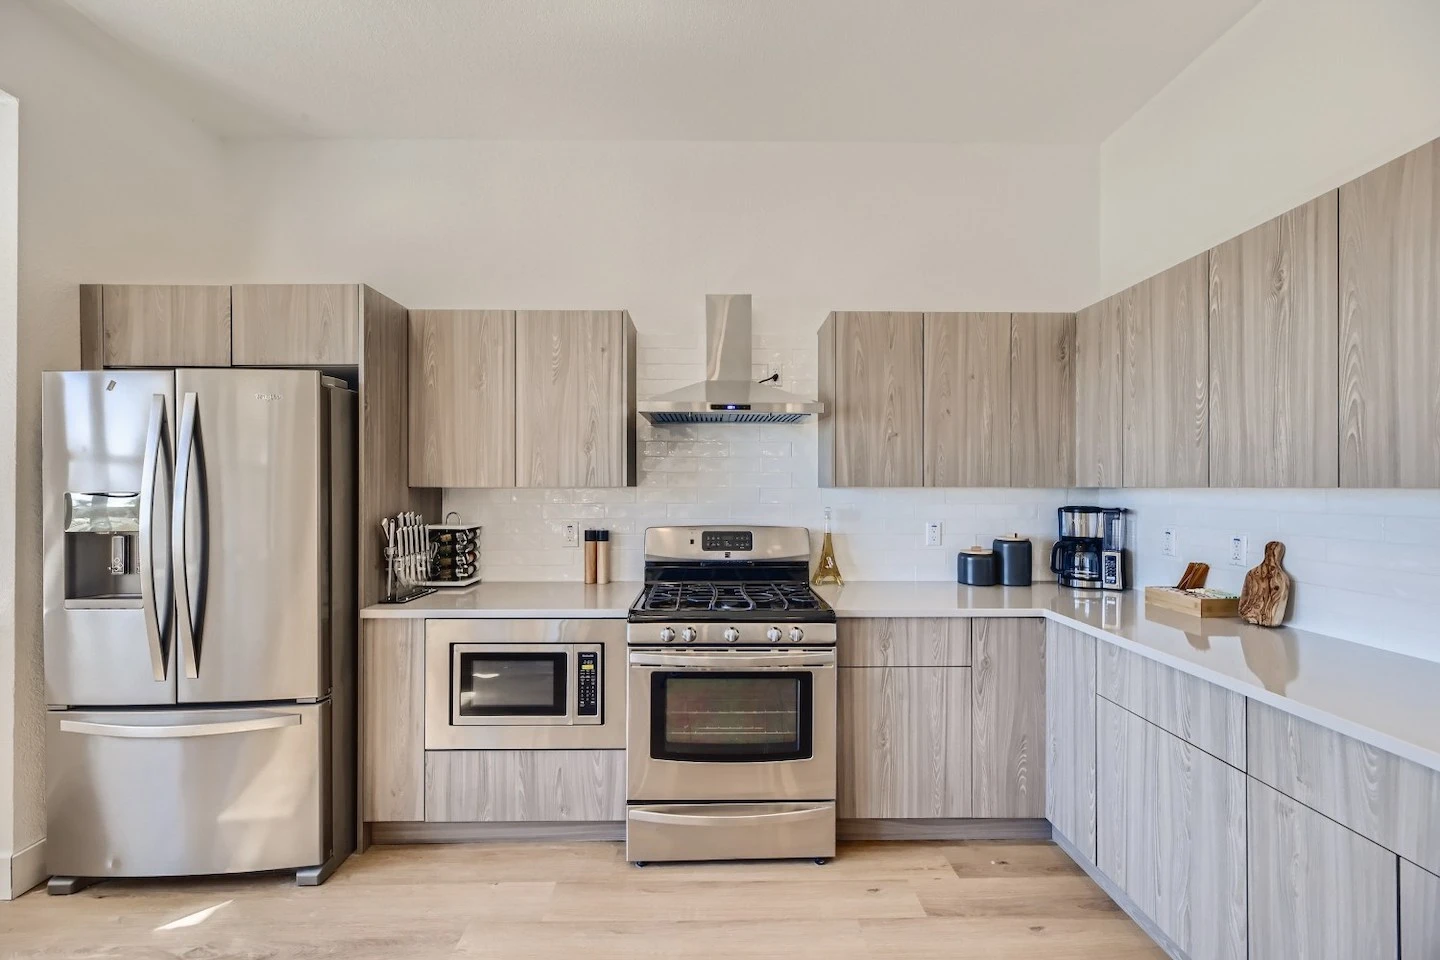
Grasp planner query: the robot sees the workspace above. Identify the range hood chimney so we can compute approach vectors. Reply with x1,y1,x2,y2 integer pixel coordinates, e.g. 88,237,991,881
638,295,823,425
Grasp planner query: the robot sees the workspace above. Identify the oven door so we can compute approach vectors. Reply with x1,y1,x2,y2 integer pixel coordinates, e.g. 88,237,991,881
627,648,836,802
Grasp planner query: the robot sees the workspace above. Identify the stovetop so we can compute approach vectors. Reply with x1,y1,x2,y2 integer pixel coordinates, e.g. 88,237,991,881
629,579,835,623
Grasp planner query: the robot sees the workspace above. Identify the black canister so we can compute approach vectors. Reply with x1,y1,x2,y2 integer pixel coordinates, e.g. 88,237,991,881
957,547,998,586
992,534,1033,586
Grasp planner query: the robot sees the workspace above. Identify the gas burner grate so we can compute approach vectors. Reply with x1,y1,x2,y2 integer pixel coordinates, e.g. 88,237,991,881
637,581,823,614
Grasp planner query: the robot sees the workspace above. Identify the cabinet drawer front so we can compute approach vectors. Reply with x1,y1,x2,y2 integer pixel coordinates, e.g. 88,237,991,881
425,749,625,821
837,618,970,667
1098,642,1245,768
1402,860,1440,958
1248,699,1440,874
232,284,360,365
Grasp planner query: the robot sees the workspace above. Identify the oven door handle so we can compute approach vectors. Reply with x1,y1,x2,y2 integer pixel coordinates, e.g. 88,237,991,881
627,650,836,669
629,804,834,828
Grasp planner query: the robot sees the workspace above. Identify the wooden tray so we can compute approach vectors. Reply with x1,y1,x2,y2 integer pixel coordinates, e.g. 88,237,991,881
1144,585,1240,618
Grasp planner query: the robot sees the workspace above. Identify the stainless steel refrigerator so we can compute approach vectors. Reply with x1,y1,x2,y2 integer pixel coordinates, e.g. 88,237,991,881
41,368,357,890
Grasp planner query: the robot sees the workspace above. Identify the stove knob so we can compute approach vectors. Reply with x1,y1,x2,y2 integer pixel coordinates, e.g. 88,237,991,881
723,627,741,644
789,627,805,643
658,627,676,644
681,627,698,643
766,626,783,643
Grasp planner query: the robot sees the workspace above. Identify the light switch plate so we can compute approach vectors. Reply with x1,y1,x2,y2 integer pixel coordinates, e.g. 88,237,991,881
925,522,942,547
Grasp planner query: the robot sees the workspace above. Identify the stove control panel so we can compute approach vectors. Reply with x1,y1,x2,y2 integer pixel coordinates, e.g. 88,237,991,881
631,622,836,647
701,530,754,552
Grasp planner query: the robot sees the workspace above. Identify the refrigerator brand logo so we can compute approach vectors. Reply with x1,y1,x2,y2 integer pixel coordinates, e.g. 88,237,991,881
254,393,284,401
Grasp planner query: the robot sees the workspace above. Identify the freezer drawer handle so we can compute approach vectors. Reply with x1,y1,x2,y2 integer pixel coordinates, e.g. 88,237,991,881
138,394,171,682
59,714,301,739
172,392,201,680
629,805,832,828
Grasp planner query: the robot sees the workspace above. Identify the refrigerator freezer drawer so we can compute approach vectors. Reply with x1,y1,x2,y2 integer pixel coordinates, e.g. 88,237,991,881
46,702,330,879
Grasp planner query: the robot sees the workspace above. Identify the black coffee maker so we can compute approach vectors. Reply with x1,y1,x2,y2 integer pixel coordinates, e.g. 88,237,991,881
1050,506,1127,590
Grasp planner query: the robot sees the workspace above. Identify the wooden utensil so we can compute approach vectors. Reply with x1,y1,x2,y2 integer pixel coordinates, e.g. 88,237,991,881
1239,541,1290,627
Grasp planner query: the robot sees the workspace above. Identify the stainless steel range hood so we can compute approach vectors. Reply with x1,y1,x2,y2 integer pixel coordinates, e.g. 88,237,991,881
639,295,823,425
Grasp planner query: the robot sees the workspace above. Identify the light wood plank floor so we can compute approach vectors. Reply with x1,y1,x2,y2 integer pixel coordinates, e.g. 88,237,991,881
0,840,1165,959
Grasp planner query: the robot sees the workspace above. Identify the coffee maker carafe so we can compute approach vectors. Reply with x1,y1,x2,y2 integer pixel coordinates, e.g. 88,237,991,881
1051,506,1127,590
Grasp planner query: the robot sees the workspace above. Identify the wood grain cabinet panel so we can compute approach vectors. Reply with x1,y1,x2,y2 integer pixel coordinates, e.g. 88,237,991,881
972,618,1045,818
1248,778,1398,960
1098,642,1245,768
1402,860,1440,959
1123,255,1209,487
1339,137,1440,487
819,312,925,487
361,619,425,822
1247,699,1440,875
837,618,970,667
1209,192,1339,487
1010,313,1075,487
425,750,625,822
837,667,973,818
1098,699,1248,960
408,309,515,487
232,283,360,366
922,312,1011,486
100,284,231,367
515,310,636,488
1044,622,1097,860
1074,293,1125,487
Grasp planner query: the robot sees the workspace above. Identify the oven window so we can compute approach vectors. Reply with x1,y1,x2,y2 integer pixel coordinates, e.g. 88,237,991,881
650,672,813,762
455,652,566,717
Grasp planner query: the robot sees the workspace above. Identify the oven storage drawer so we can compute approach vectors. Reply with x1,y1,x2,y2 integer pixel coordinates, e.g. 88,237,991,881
626,802,836,863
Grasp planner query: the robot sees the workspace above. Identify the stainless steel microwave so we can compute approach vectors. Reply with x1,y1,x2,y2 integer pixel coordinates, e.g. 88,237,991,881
424,619,626,750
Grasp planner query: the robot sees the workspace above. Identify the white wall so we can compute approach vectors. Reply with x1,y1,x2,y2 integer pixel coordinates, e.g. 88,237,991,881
0,0,237,896
0,86,18,900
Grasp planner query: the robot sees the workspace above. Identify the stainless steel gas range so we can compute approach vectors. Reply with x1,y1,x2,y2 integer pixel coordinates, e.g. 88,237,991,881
625,525,837,865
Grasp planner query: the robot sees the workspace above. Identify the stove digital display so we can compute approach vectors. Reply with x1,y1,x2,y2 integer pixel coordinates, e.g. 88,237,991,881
701,530,753,552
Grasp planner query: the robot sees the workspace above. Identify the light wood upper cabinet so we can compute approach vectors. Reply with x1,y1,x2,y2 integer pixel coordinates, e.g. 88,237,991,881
361,619,425,822
232,284,361,366
922,312,1010,486
1123,254,1210,487
408,310,515,488
837,666,972,818
1248,778,1398,960
1074,293,1125,487
1045,622,1096,860
1209,192,1339,487
1339,137,1440,488
515,310,636,488
972,618,1046,817
819,312,925,487
1010,313,1075,487
1099,698,1248,960
99,284,231,367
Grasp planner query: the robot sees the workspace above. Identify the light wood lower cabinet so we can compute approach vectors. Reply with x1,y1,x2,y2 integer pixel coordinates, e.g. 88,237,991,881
972,618,1045,817
1099,642,1245,768
231,283,360,366
1044,622,1096,860
837,667,972,818
1248,778,1398,960
425,750,625,822
1402,859,1440,959
1098,698,1247,960
98,284,232,368
837,618,970,667
361,619,425,822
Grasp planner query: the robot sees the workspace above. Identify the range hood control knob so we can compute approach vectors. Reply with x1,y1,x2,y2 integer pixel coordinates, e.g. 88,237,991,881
658,627,676,644
766,626,783,643
681,627,698,643
789,627,805,643
723,627,741,644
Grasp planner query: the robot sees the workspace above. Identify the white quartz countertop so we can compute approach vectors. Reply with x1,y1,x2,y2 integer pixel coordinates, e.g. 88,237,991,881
362,579,1440,774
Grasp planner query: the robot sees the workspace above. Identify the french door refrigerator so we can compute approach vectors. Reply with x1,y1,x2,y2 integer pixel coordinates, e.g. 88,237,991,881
41,368,356,889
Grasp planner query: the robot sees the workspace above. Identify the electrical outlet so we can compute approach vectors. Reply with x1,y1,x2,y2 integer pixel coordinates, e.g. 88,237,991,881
562,523,579,547
925,522,942,547
1230,535,1248,566
1162,528,1177,558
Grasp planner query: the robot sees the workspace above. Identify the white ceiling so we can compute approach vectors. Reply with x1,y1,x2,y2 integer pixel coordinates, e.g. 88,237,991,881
29,0,1259,143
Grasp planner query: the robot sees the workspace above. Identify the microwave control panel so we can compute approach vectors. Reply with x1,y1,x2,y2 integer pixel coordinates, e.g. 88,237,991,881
577,651,600,717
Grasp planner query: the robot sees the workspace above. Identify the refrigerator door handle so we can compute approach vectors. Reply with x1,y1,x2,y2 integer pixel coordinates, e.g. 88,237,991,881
58,713,302,739
138,394,171,682
172,391,200,680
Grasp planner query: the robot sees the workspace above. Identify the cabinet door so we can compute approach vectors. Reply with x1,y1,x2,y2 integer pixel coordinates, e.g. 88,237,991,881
1098,699,1247,960
1075,292,1125,487
837,618,970,667
1340,137,1440,488
408,309,515,487
361,619,424,822
820,312,924,487
231,284,360,366
1123,254,1209,487
923,312,1010,486
1402,860,1440,959
972,618,1045,817
515,310,635,487
837,667,972,818
1045,622,1096,860
425,750,625,821
1010,313,1075,487
1209,192,1339,487
1248,778,1398,960
101,284,231,367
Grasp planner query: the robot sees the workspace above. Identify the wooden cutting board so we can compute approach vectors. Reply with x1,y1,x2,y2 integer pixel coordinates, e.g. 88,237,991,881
1239,541,1291,627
